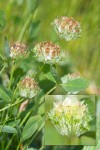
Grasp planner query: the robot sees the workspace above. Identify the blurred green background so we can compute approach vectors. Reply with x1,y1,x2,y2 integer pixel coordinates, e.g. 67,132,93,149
0,0,100,91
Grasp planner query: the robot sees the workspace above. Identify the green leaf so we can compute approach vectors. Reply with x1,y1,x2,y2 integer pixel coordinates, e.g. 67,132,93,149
26,0,39,13
44,71,56,83
50,66,62,84
0,125,17,134
21,115,41,142
62,78,89,93
0,84,12,101
38,103,45,115
4,37,10,58
0,10,6,31
8,119,21,127
35,90,44,101
42,64,50,74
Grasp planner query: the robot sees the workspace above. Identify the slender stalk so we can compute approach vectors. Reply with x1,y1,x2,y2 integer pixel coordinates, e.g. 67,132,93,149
19,111,31,127
1,109,5,123
0,108,10,134
46,86,56,95
8,63,15,89
18,14,32,42
35,64,44,80
5,135,15,150
70,136,80,145
39,146,45,150
0,53,5,61
12,85,19,100
16,141,21,150
0,98,24,112
0,65,7,74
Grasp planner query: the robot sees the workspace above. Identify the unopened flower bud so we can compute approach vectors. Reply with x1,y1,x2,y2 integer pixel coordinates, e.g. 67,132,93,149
52,16,82,41
19,77,39,98
10,42,27,59
32,41,64,64
48,95,92,137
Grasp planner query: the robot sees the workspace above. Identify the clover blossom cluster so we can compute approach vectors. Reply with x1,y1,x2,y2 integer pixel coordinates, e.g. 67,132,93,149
10,42,27,59
19,77,39,98
48,95,92,137
32,41,64,64
52,16,82,41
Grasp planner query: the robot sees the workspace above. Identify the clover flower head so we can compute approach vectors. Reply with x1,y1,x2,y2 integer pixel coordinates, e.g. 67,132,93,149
52,16,82,41
19,77,39,98
48,95,92,137
33,41,64,64
10,42,27,59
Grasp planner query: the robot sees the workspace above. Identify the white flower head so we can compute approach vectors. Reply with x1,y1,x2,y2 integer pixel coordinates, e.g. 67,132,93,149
10,42,27,59
52,16,82,41
48,95,92,137
19,77,39,99
32,41,64,64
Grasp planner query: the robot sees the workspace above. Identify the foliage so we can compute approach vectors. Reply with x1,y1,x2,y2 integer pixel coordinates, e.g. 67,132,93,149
0,0,99,150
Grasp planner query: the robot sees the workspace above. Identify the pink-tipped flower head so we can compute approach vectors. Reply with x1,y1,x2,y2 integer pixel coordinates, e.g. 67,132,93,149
33,41,64,64
52,16,82,41
10,42,27,59
19,77,39,98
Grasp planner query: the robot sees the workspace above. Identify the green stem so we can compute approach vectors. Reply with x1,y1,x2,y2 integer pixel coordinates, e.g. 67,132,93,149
35,64,44,80
12,85,19,100
20,111,31,127
8,63,15,89
0,53,5,61
5,135,15,150
0,98,24,112
0,109,9,133
70,136,80,145
46,86,56,95
16,141,21,150
0,65,7,74
1,109,5,123
39,146,45,150
18,14,32,42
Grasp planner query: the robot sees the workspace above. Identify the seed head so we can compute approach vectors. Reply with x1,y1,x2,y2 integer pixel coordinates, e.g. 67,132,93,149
19,77,39,98
52,16,82,41
10,42,27,59
32,41,64,64
48,95,92,137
